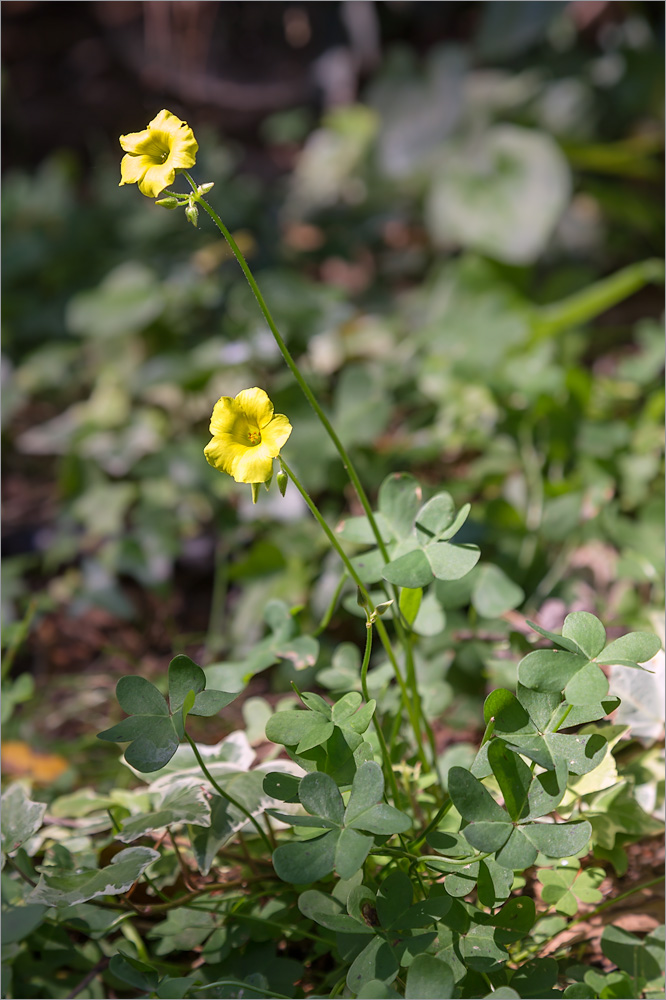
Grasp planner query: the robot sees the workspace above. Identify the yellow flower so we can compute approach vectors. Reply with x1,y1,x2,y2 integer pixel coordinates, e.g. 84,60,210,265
119,109,198,199
204,388,292,485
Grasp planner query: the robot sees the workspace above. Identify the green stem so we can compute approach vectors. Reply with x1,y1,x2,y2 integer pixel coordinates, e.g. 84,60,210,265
186,174,390,563
361,620,402,807
410,797,453,851
280,458,428,768
186,173,432,770
184,732,272,853
313,569,348,637
532,258,665,339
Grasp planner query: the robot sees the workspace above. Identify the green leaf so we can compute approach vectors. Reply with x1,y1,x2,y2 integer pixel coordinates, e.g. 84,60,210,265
462,923,509,972
262,772,300,802
494,826,538,871
97,713,179,773
378,473,423,541
488,740,532,821
376,871,413,929
399,587,423,626
522,820,591,858
448,766,511,823
97,663,236,772
1,784,46,860
0,903,47,944
335,827,374,879
564,663,609,706
347,935,400,993
345,762,411,834
472,565,525,618
518,650,589,693
527,759,568,819
398,892,453,929
598,632,661,666
526,620,581,654
299,771,345,825
504,731,607,775
29,846,159,905
109,955,159,992
414,494,456,543
383,549,432,588
117,781,211,843
331,692,362,723
601,924,664,980
426,541,480,581
404,954,455,999
167,655,204,714
265,710,335,754
272,828,339,883
476,859,513,908
493,895,536,935
484,689,531,733
562,613,606,658
118,675,169,716
345,761,384,824
298,889,372,934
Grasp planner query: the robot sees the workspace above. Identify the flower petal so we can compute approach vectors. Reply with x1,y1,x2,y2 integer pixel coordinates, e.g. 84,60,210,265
119,153,151,187
235,388,274,428
261,414,292,455
137,164,176,199
209,396,237,436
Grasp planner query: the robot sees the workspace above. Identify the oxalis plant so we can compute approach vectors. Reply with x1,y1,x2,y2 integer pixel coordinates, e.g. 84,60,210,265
2,111,664,1000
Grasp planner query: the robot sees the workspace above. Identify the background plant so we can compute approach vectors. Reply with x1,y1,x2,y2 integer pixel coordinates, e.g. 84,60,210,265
2,3,664,998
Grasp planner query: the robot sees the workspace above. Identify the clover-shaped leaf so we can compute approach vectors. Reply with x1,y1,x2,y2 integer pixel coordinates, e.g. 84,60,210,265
264,689,376,785
448,766,591,871
339,472,479,589
97,656,237,772
270,762,410,883
476,686,609,777
299,873,451,995
521,614,659,706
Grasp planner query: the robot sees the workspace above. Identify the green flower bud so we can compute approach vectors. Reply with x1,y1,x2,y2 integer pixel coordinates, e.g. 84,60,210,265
155,196,180,209
277,471,288,497
198,182,215,195
185,203,199,228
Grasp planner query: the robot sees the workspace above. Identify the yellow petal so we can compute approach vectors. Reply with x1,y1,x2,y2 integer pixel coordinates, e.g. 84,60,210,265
230,442,275,483
119,153,151,187
137,163,176,198
261,414,292,455
209,396,237,435
235,388,274,428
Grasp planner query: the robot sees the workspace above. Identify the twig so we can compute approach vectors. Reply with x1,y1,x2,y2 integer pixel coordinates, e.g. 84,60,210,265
66,957,109,999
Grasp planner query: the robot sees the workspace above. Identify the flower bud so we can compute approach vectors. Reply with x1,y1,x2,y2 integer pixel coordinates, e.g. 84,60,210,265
198,182,215,195
185,202,199,228
155,196,180,209
277,471,288,497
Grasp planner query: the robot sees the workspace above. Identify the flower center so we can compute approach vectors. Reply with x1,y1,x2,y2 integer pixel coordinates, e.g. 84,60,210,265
247,429,262,446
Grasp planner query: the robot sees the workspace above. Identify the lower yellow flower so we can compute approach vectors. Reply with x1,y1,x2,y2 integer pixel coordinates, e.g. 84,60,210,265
119,109,198,199
204,388,292,485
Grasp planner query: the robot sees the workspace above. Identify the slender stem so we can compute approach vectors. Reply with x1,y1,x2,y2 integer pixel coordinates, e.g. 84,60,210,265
186,174,389,563
186,174,432,769
532,258,664,339
411,797,453,851
280,458,427,767
313,568,348,637
361,621,402,807
184,732,272,853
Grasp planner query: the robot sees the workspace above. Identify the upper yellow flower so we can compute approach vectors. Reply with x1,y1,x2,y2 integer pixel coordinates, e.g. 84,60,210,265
119,109,198,199
204,388,292,484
